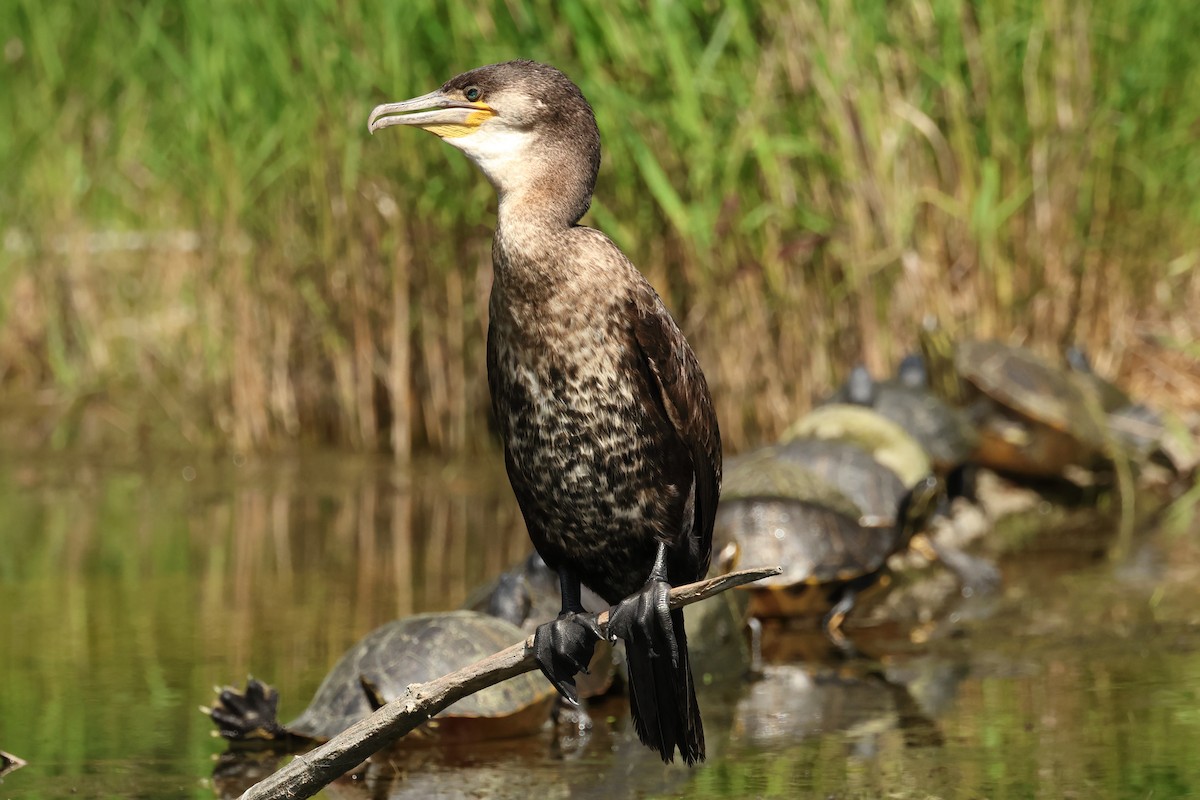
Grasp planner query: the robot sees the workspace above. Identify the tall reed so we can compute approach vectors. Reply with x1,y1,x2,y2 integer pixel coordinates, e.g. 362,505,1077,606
1,0,1196,456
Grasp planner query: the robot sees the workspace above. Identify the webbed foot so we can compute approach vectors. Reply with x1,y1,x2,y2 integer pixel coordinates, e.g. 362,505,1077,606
206,677,285,742
534,611,603,705
607,576,678,667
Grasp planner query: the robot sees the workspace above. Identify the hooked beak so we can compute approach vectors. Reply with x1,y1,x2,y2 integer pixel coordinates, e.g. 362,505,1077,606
367,90,494,137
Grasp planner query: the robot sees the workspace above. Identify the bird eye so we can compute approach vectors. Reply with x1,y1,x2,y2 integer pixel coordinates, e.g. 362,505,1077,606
464,86,482,103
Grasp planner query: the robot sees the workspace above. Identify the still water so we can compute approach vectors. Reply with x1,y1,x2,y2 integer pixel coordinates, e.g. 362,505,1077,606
1,453,1198,799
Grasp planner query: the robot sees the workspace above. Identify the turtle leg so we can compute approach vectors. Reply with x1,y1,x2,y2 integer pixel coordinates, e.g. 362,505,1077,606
206,677,287,742
822,595,855,653
359,675,388,712
821,582,868,657
533,567,603,705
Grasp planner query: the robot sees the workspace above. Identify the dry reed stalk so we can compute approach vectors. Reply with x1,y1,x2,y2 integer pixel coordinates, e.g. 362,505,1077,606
351,262,378,451
444,267,467,453
389,241,413,463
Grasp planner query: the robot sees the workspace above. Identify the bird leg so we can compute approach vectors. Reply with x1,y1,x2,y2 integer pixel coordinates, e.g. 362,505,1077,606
607,541,678,667
533,567,603,705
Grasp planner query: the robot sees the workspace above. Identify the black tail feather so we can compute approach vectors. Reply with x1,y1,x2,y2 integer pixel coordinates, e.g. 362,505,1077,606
625,608,705,764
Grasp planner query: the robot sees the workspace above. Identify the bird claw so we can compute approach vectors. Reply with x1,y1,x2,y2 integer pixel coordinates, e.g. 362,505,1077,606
533,611,602,706
607,577,678,669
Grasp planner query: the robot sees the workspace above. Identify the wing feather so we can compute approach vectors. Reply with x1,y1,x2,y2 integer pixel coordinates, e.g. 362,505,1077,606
629,289,722,575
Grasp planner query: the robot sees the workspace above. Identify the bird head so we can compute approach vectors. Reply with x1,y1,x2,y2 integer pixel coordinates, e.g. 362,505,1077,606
369,60,601,225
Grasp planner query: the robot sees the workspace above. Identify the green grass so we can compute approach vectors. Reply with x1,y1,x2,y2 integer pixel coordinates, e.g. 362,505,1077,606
1,0,1197,455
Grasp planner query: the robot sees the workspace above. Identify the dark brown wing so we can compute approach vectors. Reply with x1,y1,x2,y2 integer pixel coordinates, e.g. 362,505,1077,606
629,287,722,577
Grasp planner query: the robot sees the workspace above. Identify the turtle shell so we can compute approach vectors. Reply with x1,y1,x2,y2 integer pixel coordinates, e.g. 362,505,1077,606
867,385,978,472
723,446,863,520
782,405,932,489
773,438,908,524
955,340,1108,475
956,340,1106,444
716,498,898,588
287,611,554,742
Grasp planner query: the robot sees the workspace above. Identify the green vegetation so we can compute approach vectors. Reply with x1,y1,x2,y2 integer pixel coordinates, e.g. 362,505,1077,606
2,0,1197,456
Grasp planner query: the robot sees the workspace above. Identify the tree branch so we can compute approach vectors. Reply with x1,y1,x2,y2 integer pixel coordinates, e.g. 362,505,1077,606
237,566,780,800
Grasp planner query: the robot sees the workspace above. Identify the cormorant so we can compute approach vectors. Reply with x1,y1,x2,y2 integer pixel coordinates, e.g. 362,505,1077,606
369,60,721,764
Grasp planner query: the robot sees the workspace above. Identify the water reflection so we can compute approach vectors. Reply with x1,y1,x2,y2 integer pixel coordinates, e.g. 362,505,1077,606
0,453,530,797
732,662,948,753
1,455,1199,799
210,706,702,800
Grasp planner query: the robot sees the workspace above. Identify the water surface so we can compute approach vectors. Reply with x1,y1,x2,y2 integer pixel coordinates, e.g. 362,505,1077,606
1,454,1198,799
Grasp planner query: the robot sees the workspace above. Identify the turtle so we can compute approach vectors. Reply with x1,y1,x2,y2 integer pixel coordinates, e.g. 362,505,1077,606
467,551,607,636
713,444,944,644
952,339,1109,477
781,404,933,488
722,445,864,519
207,611,555,749
919,325,1113,477
778,436,999,592
829,361,979,477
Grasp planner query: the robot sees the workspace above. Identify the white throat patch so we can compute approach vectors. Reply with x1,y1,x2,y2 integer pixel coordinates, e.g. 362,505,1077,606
445,126,539,194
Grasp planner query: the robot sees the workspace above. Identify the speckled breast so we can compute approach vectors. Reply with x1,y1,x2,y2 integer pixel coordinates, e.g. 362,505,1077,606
488,303,685,603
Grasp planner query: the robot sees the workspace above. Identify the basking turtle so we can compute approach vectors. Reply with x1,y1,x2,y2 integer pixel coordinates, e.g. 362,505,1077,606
953,340,1109,477
714,444,943,643
918,324,1115,477
782,404,933,488
778,437,999,594
208,611,555,749
831,362,979,476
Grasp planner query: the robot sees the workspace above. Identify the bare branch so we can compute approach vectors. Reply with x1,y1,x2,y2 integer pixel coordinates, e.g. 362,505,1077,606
0,750,27,779
237,566,779,800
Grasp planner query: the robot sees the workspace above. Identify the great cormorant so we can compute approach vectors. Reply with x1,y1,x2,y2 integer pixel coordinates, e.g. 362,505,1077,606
369,60,721,764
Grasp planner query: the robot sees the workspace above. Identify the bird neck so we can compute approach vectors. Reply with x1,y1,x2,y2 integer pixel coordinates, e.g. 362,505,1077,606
480,130,596,233
495,172,591,234
493,191,569,288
